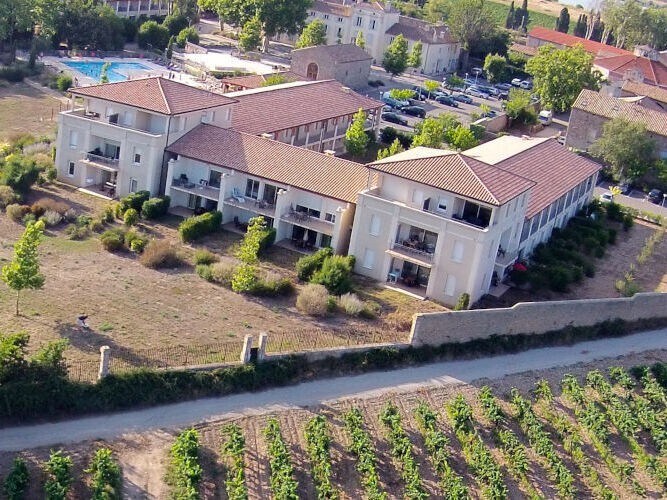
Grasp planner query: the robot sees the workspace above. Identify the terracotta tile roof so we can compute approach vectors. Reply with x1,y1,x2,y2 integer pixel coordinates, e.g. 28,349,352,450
166,124,370,203
219,71,304,90
572,89,667,137
487,137,602,219
528,27,630,57
70,76,236,115
291,44,372,64
622,80,667,104
311,0,350,16
509,43,537,57
227,80,383,135
368,147,534,206
594,54,667,87
385,16,456,45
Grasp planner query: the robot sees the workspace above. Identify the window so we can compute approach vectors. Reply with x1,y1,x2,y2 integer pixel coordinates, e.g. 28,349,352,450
337,17,343,22
67,161,75,176
370,19,376,29
325,212,336,223
323,13,329,19
451,241,464,263
411,189,424,205
437,198,447,212
320,234,332,248
263,184,277,204
129,178,138,193
548,201,557,221
539,208,548,228
369,214,380,235
69,130,78,149
337,27,342,37
362,248,375,269
520,220,530,242
444,275,456,296
356,16,362,26
133,152,141,165
245,178,259,199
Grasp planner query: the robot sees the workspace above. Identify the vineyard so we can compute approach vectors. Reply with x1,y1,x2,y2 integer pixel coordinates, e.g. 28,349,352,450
2,363,666,498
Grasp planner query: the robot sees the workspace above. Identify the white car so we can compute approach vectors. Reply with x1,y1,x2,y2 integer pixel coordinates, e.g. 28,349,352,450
520,80,533,90
511,78,522,87
465,87,489,99
599,192,614,203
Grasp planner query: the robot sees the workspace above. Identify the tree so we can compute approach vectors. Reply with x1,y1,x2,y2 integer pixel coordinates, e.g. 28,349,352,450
573,14,586,38
556,8,570,33
0,0,33,63
590,118,656,182
483,53,508,83
505,1,515,29
137,20,170,50
261,74,287,86
355,30,365,49
446,126,478,150
176,26,199,47
377,138,405,160
407,41,423,70
238,15,262,52
526,44,601,113
99,62,111,84
2,221,46,316
163,13,189,36
382,34,409,77
344,109,369,157
412,117,446,148
514,0,529,31
389,88,414,101
295,20,327,48
504,88,537,125
423,79,440,99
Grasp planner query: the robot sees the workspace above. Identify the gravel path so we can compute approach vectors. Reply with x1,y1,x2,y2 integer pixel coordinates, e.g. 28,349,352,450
1,328,666,452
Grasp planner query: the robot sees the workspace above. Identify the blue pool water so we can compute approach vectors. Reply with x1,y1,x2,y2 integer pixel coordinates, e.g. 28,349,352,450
63,61,150,83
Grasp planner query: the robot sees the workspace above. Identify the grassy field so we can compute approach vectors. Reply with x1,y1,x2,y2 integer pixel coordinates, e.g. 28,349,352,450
0,82,62,141
486,0,573,34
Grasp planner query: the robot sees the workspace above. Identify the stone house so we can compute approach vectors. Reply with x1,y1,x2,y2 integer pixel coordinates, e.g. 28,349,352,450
290,44,372,89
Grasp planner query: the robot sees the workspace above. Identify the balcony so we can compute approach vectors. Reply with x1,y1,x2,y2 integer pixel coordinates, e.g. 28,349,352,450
79,152,119,172
387,242,434,266
224,196,276,219
66,109,163,137
170,177,221,201
280,210,334,235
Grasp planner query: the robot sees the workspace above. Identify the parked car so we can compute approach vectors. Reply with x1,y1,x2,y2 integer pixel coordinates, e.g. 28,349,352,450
520,80,533,90
538,109,553,125
483,110,498,118
495,83,512,91
556,135,566,145
435,94,459,107
381,92,410,109
647,188,664,204
401,105,426,118
511,78,523,87
599,192,614,203
411,86,431,99
479,85,499,97
431,90,447,99
463,78,476,86
465,87,490,99
453,93,473,104
615,182,632,195
381,112,408,126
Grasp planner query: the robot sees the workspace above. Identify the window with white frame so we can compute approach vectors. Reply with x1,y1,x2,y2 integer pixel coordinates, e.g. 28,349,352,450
325,212,336,223
245,178,259,199
444,274,456,296
69,130,78,149
362,248,375,269
129,178,138,193
356,16,362,26
67,161,75,176
370,19,376,29
369,214,381,235
451,241,464,262
437,197,447,212
133,148,141,165
337,17,343,22
323,13,329,19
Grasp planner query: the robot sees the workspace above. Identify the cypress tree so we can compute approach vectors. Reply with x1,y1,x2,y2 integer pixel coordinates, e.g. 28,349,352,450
556,8,570,33
506,1,515,29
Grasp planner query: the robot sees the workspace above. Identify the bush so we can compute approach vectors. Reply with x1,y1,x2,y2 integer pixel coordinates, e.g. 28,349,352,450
102,204,115,223
178,211,222,242
196,263,214,281
360,300,381,320
100,229,125,252
118,190,150,216
258,227,276,253
162,13,189,36
141,196,170,219
296,284,330,316
295,247,333,281
251,274,295,297
547,265,572,292
210,261,236,287
88,218,104,233
311,255,354,295
338,293,364,316
65,224,90,240
379,127,413,149
130,238,147,253
139,240,182,269
5,204,29,222
231,264,258,293
123,208,139,226
454,292,470,311
138,20,170,50
22,213,36,225
3,457,29,500
1,156,40,194
623,214,634,231
0,185,17,208
176,26,199,47
124,229,147,252
0,64,30,82
40,210,63,227
194,248,218,265
43,450,73,500
55,74,73,91
32,197,69,215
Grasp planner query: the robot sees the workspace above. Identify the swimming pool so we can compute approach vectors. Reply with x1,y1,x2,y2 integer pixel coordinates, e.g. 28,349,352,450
63,61,151,83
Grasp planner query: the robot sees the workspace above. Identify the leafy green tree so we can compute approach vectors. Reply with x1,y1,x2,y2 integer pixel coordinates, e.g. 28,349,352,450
412,117,446,148
377,138,405,160
0,0,33,63
446,126,478,150
261,74,287,86
446,74,464,88
295,19,327,48
137,20,170,50
408,40,423,69
355,30,365,48
504,88,537,125
556,7,570,33
590,118,656,182
166,35,176,59
53,1,126,51
389,88,414,101
344,109,369,157
483,53,508,83
526,44,601,113
424,79,440,99
162,13,189,36
238,15,262,52
573,14,586,38
1,155,40,195
2,220,46,316
382,34,409,77
514,0,529,31
99,62,111,84
176,26,199,47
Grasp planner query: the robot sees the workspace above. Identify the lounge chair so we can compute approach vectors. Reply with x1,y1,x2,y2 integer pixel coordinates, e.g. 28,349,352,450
231,187,245,203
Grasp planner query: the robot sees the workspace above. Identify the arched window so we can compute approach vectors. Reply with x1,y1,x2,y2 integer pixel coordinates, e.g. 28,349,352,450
306,62,319,80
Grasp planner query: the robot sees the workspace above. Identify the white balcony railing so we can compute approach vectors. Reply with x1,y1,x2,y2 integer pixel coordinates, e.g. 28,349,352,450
391,242,434,262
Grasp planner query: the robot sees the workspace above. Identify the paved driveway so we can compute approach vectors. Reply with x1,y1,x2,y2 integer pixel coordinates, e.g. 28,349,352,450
595,182,667,217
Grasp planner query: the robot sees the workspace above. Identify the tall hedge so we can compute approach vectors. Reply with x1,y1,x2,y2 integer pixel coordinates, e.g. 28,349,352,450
141,196,170,219
178,211,222,242
295,247,333,281
118,190,150,215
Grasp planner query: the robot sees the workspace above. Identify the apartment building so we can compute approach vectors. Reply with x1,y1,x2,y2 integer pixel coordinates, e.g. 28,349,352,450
165,124,371,253
55,77,237,197
349,137,600,305
102,0,168,18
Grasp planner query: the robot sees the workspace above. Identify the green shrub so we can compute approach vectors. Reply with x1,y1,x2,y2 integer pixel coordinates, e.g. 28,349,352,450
40,210,63,227
129,238,146,253
258,227,276,253
55,74,73,91
605,201,624,222
0,64,28,82
251,276,295,297
3,457,29,500
196,264,214,281
178,211,222,242
176,26,199,47
210,261,236,287
623,214,634,231
5,204,30,222
141,196,170,219
102,204,115,223
166,429,202,500
311,255,354,295
1,156,40,194
139,240,182,269
295,247,333,281
100,229,125,252
454,292,470,311
194,248,218,265
88,218,104,233
118,190,150,216
65,224,90,240
86,448,122,500
0,185,17,208
22,213,36,225
547,266,572,292
124,229,147,252
43,450,73,500
231,264,258,293
123,208,139,226
296,284,330,316
338,293,364,316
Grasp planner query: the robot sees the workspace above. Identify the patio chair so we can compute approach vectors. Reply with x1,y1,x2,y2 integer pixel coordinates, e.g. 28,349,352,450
231,187,245,203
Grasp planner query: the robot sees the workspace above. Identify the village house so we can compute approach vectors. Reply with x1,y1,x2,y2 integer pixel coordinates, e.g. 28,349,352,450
290,43,373,89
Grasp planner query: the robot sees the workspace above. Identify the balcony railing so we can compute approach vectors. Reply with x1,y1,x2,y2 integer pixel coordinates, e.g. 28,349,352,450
84,152,119,168
67,109,163,137
391,242,434,262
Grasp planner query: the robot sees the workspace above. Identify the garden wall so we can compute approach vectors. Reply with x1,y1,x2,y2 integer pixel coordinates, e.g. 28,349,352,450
409,292,667,346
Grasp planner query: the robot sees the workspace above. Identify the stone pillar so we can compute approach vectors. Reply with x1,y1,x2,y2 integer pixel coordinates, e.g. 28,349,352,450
98,346,110,380
240,335,253,364
257,332,268,361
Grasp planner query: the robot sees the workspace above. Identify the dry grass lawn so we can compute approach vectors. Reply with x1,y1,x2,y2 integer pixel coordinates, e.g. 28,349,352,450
0,82,62,141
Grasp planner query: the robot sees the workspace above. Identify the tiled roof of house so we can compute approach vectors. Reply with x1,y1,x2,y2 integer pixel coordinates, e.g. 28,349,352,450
70,77,236,115
622,80,667,104
291,44,372,64
528,27,630,57
166,124,370,203
220,71,304,90
368,147,535,206
385,16,456,45
469,136,602,219
572,89,667,137
509,43,537,57
311,0,350,16
594,54,667,87
227,80,383,135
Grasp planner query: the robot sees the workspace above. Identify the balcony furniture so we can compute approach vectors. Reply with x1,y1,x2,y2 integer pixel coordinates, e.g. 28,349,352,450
194,207,206,216
387,270,400,283
231,188,245,203
497,246,506,258
403,275,417,287
199,179,209,187
85,177,95,185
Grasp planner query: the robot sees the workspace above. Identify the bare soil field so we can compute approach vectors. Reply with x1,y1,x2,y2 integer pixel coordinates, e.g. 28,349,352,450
2,349,664,499
0,83,61,141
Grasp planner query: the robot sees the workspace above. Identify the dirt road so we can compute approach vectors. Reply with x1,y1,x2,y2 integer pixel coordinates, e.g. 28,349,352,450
1,328,665,452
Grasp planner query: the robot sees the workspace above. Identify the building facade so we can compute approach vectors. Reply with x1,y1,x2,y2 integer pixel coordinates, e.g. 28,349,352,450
290,44,372,89
102,0,168,18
